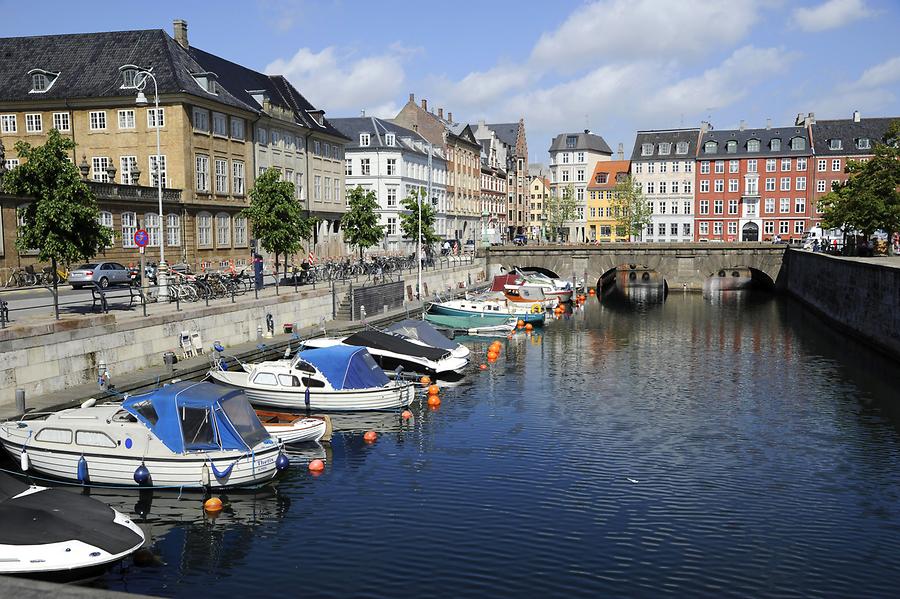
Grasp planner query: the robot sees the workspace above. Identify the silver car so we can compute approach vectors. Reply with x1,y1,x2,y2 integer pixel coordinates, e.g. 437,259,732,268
68,262,130,289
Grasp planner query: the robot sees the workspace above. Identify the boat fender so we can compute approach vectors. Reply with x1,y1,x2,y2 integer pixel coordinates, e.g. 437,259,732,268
80,398,97,409
19,450,29,472
201,462,211,487
77,456,89,484
276,453,290,471
304,387,311,410
530,303,542,314
134,463,151,485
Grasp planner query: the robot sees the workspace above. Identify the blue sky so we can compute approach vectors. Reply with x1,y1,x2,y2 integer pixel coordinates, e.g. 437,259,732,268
3,0,899,163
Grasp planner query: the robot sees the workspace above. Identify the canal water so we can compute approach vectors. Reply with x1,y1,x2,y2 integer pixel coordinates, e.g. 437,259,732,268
57,291,900,596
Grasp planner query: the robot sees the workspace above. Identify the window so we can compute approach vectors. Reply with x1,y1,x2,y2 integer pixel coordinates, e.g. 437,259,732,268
634,163,643,174
660,162,667,173
794,198,806,214
35,428,72,444
361,158,370,176
325,177,332,202
386,216,397,236
857,138,871,150
765,198,775,213
747,139,760,152
682,223,691,237
765,177,775,191
576,169,585,182
387,158,396,176
232,160,245,195
726,140,737,153
715,161,724,174
766,159,776,172
670,223,679,236
314,175,321,200
797,158,807,171
747,159,757,173
685,161,693,173
345,159,352,176
271,129,281,147
780,221,789,234
122,212,137,247
209,112,226,137
700,161,710,174
728,179,738,193
75,431,116,448
576,188,584,201
676,141,689,155
562,153,570,164
713,222,723,235
577,151,585,163
780,177,790,191
181,407,216,450
700,180,709,193
121,68,137,88
829,139,842,151
764,221,774,234
659,201,667,214
647,182,655,194
684,201,692,214
705,141,718,154
796,177,806,191
714,179,724,193
147,107,164,129
215,158,228,194
832,159,841,172
728,222,737,235
699,222,709,235
166,213,181,246
195,155,209,191
781,158,791,171
231,117,245,140
295,172,303,199
791,137,806,150
658,142,671,155
233,215,247,246
52,112,70,132
92,157,110,182
31,72,51,92
0,114,16,133
117,109,135,129
119,156,137,185
672,181,679,194
562,170,570,182
566,135,578,149
360,133,370,147
816,179,827,193
385,133,395,146
25,113,42,133
728,199,738,214
145,213,160,247
771,138,782,152
385,186,398,207
794,220,805,234
216,213,231,247
673,162,680,173
714,199,723,214
746,178,758,195
728,160,738,173
595,172,608,184
648,162,655,174
646,223,654,236
197,213,212,246
780,198,790,213
817,159,827,172
89,110,107,130
193,108,210,132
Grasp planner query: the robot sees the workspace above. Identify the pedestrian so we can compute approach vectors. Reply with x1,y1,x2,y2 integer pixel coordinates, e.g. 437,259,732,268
812,239,819,252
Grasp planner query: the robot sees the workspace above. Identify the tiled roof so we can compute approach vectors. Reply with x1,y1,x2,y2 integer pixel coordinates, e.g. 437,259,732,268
486,122,519,148
810,117,899,156
0,30,254,111
330,116,439,158
699,125,811,158
630,128,700,161
548,132,613,154
587,159,631,190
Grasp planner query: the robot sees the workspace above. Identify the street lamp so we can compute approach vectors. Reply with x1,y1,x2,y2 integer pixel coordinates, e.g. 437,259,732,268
126,65,168,302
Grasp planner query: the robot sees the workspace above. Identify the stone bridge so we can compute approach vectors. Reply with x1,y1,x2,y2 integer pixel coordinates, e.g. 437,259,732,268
485,243,788,290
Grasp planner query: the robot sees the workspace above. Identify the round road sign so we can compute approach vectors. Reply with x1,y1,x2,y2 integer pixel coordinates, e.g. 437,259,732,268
134,229,149,247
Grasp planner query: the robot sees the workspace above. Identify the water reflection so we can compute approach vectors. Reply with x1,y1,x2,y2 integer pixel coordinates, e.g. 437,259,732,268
599,270,667,312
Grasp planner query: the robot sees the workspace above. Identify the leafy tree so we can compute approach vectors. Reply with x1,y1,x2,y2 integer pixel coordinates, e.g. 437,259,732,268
2,129,112,309
820,119,900,252
611,175,652,241
341,185,384,259
241,167,313,277
400,188,439,254
544,184,577,242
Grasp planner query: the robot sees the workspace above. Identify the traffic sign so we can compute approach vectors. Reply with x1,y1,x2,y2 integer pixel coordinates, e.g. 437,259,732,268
134,229,149,248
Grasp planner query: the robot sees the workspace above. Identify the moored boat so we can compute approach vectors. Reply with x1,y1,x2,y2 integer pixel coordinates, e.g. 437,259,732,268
428,298,546,324
256,410,332,444
423,313,517,335
386,318,471,359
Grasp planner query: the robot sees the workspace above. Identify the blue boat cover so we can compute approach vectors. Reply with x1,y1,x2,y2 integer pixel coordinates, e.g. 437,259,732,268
122,381,270,454
294,346,389,390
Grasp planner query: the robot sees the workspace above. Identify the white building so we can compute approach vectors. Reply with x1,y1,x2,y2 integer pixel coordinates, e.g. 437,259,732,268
548,131,612,242
332,117,447,253
629,129,700,242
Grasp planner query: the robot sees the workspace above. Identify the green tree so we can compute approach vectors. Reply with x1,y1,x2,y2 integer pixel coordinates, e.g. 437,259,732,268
819,119,900,252
544,184,577,242
2,129,112,309
400,188,439,254
341,185,384,259
611,175,652,241
241,167,313,277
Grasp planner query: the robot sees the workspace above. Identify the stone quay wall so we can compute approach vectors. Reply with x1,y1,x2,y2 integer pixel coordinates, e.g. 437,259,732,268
784,249,900,361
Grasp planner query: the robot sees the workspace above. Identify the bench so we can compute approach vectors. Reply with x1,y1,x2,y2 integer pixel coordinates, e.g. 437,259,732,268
91,284,145,313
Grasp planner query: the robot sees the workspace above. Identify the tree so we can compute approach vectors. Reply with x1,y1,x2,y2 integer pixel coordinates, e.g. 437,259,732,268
241,167,313,277
544,184,577,242
341,185,384,259
400,188,439,254
819,119,900,252
2,129,112,311
611,175,652,241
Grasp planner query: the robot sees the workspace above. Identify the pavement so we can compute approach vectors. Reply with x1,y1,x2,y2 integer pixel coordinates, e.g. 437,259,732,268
797,249,900,269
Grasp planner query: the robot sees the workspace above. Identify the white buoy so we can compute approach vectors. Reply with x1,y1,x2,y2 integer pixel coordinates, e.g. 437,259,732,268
20,451,29,472
201,463,211,487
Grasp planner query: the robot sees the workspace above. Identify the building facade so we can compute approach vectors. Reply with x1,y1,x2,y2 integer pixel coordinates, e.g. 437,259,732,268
478,150,507,246
528,175,550,240
548,131,612,242
332,116,447,254
472,121,529,240
695,121,814,242
586,160,631,242
630,129,699,242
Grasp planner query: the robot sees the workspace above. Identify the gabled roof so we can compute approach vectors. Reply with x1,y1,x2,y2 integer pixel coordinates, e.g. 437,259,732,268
548,132,613,154
0,30,254,111
700,125,811,158
810,117,898,156
630,128,700,161
486,122,519,148
330,116,442,159
587,160,631,190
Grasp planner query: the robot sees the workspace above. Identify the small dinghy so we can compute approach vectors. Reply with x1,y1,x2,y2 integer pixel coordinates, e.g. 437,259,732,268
256,411,332,444
0,472,145,577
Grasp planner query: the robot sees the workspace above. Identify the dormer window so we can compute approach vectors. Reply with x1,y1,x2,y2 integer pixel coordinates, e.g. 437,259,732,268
675,141,689,155
747,139,760,152
791,137,806,150
360,133,370,147
705,141,718,154
121,68,138,89
658,142,671,155
566,135,577,149
770,138,782,151
385,133,395,147
857,138,871,150
191,72,218,94
28,69,59,94
595,173,608,184
641,143,653,156
828,139,842,150
726,140,737,154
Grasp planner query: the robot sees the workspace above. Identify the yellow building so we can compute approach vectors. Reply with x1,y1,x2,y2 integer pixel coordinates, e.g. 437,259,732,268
528,175,550,240
586,160,630,242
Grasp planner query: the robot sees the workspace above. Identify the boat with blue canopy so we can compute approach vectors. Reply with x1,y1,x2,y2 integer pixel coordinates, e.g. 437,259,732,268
0,381,286,489
209,345,415,411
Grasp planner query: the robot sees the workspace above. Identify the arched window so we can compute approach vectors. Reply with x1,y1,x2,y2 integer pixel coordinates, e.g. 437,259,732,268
790,137,806,150
770,138,782,151
704,141,718,154
196,212,212,247
166,214,181,247
215,212,231,248
145,213,160,247
122,212,137,248
726,140,737,153
747,139,760,152
98,211,113,248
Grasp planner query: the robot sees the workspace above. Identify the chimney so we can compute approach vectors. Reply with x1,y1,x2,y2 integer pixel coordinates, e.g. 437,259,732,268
806,112,816,126
421,98,428,111
795,113,805,126
361,109,366,117
408,92,415,103
739,120,746,131
853,109,861,123
766,118,771,130
448,112,453,123
617,142,624,160
173,19,189,49
438,108,443,119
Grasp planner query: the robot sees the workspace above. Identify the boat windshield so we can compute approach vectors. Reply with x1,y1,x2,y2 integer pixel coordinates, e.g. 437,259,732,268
220,396,269,448
181,406,218,450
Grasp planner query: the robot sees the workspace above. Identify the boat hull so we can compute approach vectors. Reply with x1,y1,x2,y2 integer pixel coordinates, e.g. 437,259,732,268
428,303,546,324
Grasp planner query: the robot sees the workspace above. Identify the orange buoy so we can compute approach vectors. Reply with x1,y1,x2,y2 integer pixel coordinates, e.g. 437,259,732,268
363,430,377,443
487,355,497,363
516,319,525,328
588,288,596,295
525,323,533,331
204,497,223,512
427,395,441,407
487,350,498,361
420,375,432,385
308,459,325,472
479,364,488,370
401,410,413,420
427,384,440,395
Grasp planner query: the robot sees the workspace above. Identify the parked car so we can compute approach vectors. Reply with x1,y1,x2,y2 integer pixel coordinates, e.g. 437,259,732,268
68,262,130,289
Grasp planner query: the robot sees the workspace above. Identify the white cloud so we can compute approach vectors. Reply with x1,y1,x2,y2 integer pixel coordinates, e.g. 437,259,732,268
791,0,874,32
265,46,407,115
857,56,900,88
809,55,900,118
530,0,762,71
427,64,535,113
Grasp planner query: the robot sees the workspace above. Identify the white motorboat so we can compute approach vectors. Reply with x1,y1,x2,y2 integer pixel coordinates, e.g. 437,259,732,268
0,473,145,577
210,345,416,411
0,381,287,489
302,330,469,376
257,410,331,444
385,318,471,359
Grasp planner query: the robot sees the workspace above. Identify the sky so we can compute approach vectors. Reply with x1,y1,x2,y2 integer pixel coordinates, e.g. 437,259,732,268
3,0,900,164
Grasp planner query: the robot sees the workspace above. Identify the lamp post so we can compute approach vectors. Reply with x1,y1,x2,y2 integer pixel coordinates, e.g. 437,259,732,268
130,66,168,301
